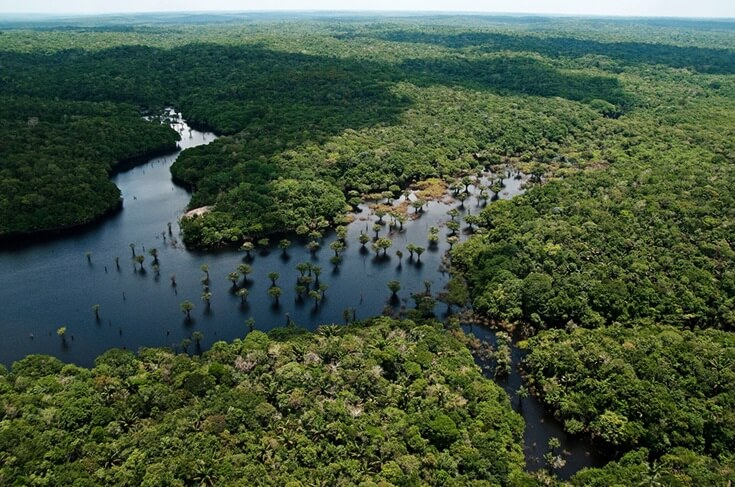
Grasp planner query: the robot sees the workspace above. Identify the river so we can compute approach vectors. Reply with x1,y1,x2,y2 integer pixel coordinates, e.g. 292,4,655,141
0,111,525,368
0,112,603,478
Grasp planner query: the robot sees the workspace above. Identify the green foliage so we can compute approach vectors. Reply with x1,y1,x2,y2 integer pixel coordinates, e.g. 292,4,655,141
571,448,735,486
0,318,528,485
524,325,735,458
0,97,178,235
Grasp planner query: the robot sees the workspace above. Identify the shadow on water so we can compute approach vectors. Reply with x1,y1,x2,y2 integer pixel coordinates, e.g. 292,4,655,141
461,323,611,480
0,112,529,369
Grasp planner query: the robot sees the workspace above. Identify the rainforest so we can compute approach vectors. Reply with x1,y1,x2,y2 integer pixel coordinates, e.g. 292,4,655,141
1,11,734,486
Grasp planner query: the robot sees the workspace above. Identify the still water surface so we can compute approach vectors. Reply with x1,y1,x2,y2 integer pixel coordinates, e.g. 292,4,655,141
0,114,523,368
0,114,606,478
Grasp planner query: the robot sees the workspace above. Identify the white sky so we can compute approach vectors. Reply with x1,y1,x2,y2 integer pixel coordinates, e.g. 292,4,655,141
0,0,734,18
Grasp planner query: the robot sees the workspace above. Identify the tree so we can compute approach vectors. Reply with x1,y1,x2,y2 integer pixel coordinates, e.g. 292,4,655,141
240,241,254,258
237,263,252,284
336,225,348,241
268,272,280,286
307,240,320,255
373,237,393,256
406,243,417,259
129,243,136,256
92,304,100,320
464,214,480,231
134,254,145,271
192,331,203,347
57,326,67,343
278,239,292,255
228,272,240,288
236,288,249,303
375,208,387,224
148,248,159,265
388,280,401,296
268,286,282,305
415,246,425,262
201,291,212,308
296,262,310,277
257,238,270,249
245,317,255,333
372,223,382,239
447,208,459,220
200,264,209,283
85,251,92,263
329,240,345,257
308,289,322,308
359,232,370,247
181,300,195,320
411,200,425,214
446,220,460,236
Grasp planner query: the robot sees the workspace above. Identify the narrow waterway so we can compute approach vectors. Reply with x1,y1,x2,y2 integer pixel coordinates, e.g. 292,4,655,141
0,112,524,369
0,111,605,477
462,323,610,479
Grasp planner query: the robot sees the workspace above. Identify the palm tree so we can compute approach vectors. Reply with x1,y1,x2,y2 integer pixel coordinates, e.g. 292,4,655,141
268,272,280,286
268,286,282,305
296,262,310,277
388,280,401,296
415,246,425,262
372,223,382,239
180,300,195,320
336,226,348,241
329,240,345,257
227,272,240,288
308,289,322,308
236,288,249,303
375,209,386,224
57,326,67,343
240,241,255,258
237,263,252,284
423,280,432,295
446,220,460,235
318,282,328,298
201,291,212,309
307,240,320,255
278,239,292,255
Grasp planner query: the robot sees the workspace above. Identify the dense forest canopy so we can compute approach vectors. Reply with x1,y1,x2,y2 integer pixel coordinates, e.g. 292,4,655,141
0,318,531,485
2,13,735,485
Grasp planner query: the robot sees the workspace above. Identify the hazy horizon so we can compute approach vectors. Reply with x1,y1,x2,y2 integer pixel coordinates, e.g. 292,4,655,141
1,1,734,19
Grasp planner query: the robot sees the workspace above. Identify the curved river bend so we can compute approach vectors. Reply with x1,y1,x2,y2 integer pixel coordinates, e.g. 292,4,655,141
0,113,601,478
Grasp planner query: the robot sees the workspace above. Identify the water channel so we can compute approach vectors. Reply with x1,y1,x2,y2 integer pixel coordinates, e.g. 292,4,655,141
0,112,604,478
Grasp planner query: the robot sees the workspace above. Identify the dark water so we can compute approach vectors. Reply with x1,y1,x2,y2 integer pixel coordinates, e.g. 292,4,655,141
461,324,610,479
0,112,605,477
0,113,526,369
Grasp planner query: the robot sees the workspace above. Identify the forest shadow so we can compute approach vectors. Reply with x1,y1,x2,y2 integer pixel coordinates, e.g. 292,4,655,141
373,30,735,75
398,55,629,106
